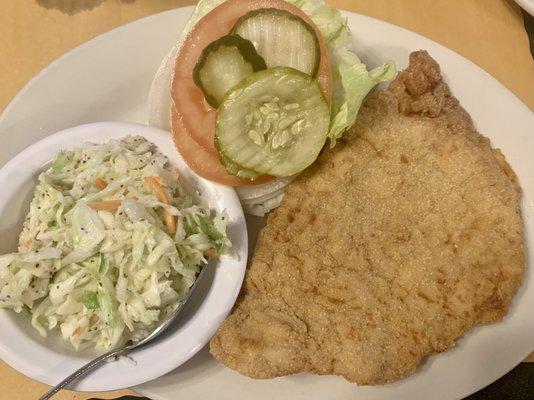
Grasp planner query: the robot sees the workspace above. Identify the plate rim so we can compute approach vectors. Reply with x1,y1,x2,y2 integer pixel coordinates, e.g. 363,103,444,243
0,8,196,124
0,5,533,400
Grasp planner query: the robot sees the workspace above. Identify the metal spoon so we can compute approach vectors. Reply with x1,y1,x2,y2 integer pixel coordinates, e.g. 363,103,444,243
39,265,209,400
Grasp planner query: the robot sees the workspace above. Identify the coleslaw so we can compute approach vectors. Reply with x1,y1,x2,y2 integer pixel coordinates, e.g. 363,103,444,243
0,136,231,351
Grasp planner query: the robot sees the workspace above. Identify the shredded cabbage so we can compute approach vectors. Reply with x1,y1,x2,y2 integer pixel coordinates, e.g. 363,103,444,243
0,136,231,351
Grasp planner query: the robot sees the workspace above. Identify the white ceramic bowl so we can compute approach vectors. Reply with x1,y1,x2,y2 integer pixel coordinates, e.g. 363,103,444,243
0,122,248,391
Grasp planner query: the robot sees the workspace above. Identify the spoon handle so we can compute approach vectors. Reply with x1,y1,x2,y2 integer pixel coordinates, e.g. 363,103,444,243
39,347,126,400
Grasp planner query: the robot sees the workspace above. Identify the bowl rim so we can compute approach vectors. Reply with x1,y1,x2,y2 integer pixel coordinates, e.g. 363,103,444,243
0,121,248,391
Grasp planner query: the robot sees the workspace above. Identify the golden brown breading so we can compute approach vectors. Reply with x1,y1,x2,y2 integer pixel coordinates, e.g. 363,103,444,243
210,51,524,385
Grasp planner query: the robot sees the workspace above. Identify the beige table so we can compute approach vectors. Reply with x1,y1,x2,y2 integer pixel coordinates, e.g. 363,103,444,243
1,0,533,399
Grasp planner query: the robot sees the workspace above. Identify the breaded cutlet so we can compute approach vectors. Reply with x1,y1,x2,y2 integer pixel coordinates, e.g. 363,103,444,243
210,51,524,385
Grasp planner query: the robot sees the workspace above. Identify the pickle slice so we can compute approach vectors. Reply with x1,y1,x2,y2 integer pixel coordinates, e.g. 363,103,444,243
231,8,320,78
193,34,267,108
216,67,330,177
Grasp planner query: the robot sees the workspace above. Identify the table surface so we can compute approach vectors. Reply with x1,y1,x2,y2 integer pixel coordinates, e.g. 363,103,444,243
0,0,533,399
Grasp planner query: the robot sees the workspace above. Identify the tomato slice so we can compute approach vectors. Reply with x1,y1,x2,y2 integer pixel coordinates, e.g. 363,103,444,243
171,107,272,186
171,0,332,156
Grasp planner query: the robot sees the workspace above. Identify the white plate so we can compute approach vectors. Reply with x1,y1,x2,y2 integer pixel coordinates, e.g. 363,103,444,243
0,122,248,391
515,0,534,16
0,6,533,400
